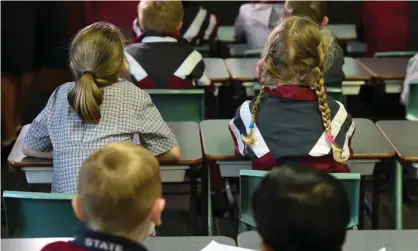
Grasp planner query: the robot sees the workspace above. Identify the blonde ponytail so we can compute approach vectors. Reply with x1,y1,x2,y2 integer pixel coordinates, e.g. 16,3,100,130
68,73,103,124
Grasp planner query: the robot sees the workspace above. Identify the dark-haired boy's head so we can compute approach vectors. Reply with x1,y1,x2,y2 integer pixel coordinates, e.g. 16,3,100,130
252,163,350,251
283,1,328,27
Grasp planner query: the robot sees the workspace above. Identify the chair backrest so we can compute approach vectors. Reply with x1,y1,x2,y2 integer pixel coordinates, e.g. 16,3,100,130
145,89,205,122
239,170,360,228
406,80,418,120
375,51,418,58
3,191,83,238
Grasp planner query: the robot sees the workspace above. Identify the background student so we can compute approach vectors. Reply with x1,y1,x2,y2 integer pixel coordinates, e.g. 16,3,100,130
133,1,218,46
41,143,165,251
252,163,350,251
229,16,355,172
23,22,180,193
283,0,345,88
234,0,284,50
401,54,418,106
126,0,210,89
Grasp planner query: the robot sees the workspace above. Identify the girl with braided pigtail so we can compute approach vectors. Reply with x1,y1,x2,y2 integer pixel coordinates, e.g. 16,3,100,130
229,16,355,172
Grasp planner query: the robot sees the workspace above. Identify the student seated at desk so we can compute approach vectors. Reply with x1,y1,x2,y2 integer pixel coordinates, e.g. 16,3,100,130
234,1,284,50
356,1,409,56
401,53,418,105
41,143,165,251
253,164,350,251
133,1,218,46
229,17,355,172
283,0,345,87
23,22,180,193
126,0,210,89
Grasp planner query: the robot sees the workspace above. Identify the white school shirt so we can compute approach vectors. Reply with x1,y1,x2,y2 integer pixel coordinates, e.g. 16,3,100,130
401,54,418,105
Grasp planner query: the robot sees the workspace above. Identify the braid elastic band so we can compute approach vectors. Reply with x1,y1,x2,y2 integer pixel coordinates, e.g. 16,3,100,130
249,121,255,129
327,133,334,144
84,70,95,77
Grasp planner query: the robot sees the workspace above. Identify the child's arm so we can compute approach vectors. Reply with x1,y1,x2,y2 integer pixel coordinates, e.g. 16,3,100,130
23,87,60,158
186,50,211,87
135,91,181,161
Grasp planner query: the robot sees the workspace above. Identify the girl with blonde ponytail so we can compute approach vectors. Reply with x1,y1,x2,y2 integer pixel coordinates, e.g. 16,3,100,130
23,22,181,193
229,16,355,172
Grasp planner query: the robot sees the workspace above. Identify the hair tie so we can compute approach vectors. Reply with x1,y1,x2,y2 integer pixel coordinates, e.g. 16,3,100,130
249,121,255,129
327,133,334,144
84,70,95,77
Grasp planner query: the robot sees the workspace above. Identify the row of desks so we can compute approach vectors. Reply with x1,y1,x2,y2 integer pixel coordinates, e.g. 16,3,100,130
7,120,418,234
204,57,410,83
217,24,358,43
3,230,418,251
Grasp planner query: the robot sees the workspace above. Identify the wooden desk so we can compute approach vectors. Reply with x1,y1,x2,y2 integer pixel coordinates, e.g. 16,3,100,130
327,24,357,41
376,121,418,162
238,230,418,251
1,236,236,251
224,58,259,81
357,57,410,80
203,58,230,82
8,122,203,169
376,120,418,230
343,57,372,81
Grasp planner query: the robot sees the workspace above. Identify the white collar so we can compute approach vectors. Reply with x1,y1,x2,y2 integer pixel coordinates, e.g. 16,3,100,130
141,36,178,43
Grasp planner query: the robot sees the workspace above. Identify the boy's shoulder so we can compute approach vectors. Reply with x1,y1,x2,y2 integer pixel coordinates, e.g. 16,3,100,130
41,241,86,251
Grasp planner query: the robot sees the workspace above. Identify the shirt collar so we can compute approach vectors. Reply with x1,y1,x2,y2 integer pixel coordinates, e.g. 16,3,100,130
267,85,317,100
135,31,185,44
72,228,148,251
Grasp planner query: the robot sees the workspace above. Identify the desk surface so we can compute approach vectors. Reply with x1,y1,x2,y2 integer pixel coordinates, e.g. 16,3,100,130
217,26,235,42
327,24,356,41
376,120,418,162
203,58,230,82
1,236,236,251
200,118,395,160
238,230,418,251
357,57,409,79
8,122,202,168
224,58,259,81
343,57,372,81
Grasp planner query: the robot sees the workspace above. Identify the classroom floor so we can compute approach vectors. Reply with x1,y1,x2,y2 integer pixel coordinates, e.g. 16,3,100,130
2,85,418,239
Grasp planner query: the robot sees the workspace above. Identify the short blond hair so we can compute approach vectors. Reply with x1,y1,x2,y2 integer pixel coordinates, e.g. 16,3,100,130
138,0,184,33
78,142,161,232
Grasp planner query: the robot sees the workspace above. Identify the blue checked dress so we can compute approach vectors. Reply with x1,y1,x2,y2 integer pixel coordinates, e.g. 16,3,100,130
24,81,177,193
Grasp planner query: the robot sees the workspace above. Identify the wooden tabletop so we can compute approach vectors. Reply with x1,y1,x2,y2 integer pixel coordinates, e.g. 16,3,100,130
327,24,357,41
357,57,410,79
238,230,418,251
376,120,418,162
203,58,230,82
8,122,202,168
343,57,372,81
200,118,395,160
1,236,236,251
224,58,259,81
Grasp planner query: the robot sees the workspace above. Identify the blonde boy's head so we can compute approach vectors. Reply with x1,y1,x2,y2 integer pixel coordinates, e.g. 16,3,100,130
72,142,164,239
138,0,184,33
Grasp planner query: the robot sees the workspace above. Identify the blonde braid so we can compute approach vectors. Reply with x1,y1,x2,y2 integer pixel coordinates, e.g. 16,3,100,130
314,77,348,163
243,87,266,146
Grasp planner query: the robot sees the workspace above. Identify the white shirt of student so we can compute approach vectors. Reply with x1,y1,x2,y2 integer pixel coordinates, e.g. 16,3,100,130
401,54,418,105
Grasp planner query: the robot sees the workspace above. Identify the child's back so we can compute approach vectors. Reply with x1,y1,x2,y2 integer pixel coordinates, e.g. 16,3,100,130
229,16,355,172
234,2,284,49
23,22,179,193
126,0,210,89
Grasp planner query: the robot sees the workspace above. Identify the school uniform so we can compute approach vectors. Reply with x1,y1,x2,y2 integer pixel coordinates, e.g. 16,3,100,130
229,85,355,172
41,228,147,251
234,3,284,50
132,3,218,46
125,32,210,89
24,81,177,193
356,1,409,56
401,54,418,105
